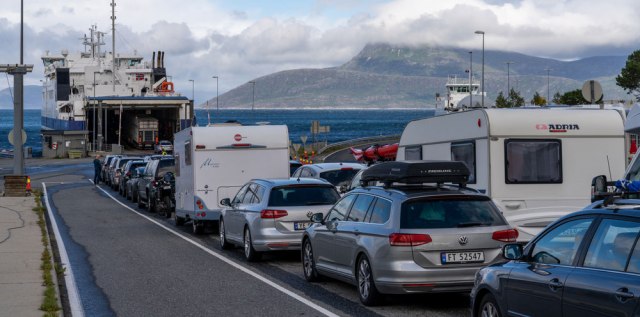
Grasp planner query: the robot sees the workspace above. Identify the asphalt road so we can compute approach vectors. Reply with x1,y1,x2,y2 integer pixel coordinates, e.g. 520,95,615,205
20,160,470,317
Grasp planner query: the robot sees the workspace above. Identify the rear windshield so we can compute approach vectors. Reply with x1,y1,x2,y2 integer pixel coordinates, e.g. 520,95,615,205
268,185,340,207
160,141,172,145
401,196,506,229
319,169,360,186
157,159,175,177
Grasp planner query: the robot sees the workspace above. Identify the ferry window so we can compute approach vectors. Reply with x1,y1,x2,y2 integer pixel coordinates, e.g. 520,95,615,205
451,141,476,184
405,146,422,160
184,141,191,166
505,139,562,184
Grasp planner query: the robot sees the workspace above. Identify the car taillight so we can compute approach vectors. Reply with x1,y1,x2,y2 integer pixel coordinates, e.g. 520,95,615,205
126,171,131,177
492,229,519,242
260,209,288,219
389,233,432,246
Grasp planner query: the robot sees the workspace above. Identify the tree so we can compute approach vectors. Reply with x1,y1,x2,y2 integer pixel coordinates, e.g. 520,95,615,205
495,91,509,108
557,89,590,105
531,91,546,106
508,88,525,107
616,50,640,101
552,92,562,104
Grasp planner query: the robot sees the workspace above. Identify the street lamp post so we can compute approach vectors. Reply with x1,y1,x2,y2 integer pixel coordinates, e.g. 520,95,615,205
188,79,194,127
544,68,552,105
474,30,485,108
505,61,514,102
468,51,473,108
249,81,256,110
93,71,97,150
212,76,218,126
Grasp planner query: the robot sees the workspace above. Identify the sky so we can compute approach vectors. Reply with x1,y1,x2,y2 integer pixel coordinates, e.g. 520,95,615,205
0,0,639,104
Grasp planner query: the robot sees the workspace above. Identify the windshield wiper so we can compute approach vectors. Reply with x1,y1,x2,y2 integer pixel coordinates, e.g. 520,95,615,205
457,222,490,228
305,202,331,206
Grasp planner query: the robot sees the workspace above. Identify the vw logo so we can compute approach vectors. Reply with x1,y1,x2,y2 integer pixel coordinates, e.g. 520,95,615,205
306,211,314,218
458,236,468,245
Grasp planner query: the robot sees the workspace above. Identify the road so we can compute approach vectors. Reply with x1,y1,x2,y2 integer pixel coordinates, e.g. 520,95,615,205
17,160,470,316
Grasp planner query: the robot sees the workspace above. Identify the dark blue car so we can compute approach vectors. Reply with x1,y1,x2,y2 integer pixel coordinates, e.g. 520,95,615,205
471,195,640,317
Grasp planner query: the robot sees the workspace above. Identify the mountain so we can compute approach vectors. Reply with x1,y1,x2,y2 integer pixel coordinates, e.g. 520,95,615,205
0,85,43,109
207,43,630,109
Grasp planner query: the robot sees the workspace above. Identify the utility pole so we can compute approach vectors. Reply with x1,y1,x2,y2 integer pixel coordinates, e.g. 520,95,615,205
249,81,256,110
111,0,116,92
0,0,34,175
544,67,552,105
469,51,473,108
506,61,514,103
474,30,485,108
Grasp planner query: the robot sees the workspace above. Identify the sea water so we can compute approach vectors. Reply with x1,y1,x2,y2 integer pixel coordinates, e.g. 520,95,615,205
0,108,437,157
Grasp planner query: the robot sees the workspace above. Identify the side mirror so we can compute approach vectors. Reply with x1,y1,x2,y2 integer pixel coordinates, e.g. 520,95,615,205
591,175,610,202
220,198,231,207
310,212,324,224
502,243,524,260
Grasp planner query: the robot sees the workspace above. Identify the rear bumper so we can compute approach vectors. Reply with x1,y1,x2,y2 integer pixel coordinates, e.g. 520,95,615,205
373,260,480,294
252,228,305,251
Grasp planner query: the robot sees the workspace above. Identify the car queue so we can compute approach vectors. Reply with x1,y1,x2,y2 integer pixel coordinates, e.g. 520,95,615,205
95,154,640,314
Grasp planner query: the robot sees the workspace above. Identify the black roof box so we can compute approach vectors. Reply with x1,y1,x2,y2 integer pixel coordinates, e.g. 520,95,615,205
361,161,469,186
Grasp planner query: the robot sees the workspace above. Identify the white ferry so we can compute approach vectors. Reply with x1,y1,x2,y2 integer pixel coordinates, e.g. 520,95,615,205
443,74,485,110
40,25,192,157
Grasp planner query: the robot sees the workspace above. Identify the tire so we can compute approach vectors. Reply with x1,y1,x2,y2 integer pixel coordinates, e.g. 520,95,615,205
219,219,232,250
126,187,131,201
193,220,204,235
137,192,144,208
174,214,185,226
357,255,381,306
302,238,320,282
243,227,261,261
147,193,154,212
477,293,501,317
163,196,172,218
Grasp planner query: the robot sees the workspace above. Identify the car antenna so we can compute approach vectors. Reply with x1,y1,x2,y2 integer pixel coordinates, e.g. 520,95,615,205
607,155,612,180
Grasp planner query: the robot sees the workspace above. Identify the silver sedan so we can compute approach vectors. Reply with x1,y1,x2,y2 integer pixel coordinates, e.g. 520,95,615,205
219,178,341,261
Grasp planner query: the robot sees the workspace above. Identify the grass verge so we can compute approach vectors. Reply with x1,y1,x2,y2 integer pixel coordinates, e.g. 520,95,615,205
32,189,62,316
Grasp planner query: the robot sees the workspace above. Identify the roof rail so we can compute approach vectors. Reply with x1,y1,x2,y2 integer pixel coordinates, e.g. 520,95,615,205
361,161,469,188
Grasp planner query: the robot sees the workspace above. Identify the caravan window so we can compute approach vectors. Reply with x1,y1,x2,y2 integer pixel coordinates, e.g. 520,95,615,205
405,146,422,160
184,141,192,166
451,141,476,184
505,139,562,184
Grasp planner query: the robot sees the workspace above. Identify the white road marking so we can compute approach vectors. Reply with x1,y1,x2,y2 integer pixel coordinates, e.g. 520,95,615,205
92,181,339,317
42,183,85,317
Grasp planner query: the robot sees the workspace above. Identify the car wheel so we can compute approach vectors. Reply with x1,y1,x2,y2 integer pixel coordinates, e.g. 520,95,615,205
192,220,204,234
126,188,131,201
137,193,144,208
243,227,261,261
163,196,172,218
146,194,153,212
174,214,185,226
302,238,320,282
478,293,501,317
357,255,381,306
219,219,232,250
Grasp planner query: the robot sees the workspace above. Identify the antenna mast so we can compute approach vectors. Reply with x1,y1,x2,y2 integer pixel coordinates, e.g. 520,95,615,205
111,0,116,92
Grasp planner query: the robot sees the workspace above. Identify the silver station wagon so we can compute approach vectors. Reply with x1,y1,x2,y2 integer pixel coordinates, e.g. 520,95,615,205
301,161,518,305
219,178,341,261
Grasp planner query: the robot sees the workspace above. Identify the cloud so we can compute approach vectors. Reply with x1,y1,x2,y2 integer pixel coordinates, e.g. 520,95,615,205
0,0,639,102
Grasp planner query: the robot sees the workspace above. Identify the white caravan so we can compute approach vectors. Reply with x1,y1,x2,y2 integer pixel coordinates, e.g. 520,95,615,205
397,108,626,241
174,125,290,234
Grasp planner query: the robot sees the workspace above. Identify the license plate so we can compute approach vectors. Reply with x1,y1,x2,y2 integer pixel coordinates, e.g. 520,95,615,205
441,251,484,264
294,222,311,230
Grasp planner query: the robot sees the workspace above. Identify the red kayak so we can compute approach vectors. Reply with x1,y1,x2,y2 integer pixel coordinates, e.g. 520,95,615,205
350,143,398,163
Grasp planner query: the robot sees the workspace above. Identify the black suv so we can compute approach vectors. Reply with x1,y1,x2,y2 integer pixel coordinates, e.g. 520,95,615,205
137,157,175,217
471,182,640,317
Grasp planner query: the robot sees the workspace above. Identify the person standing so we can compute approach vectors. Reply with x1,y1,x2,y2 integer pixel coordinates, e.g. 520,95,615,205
93,155,102,185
